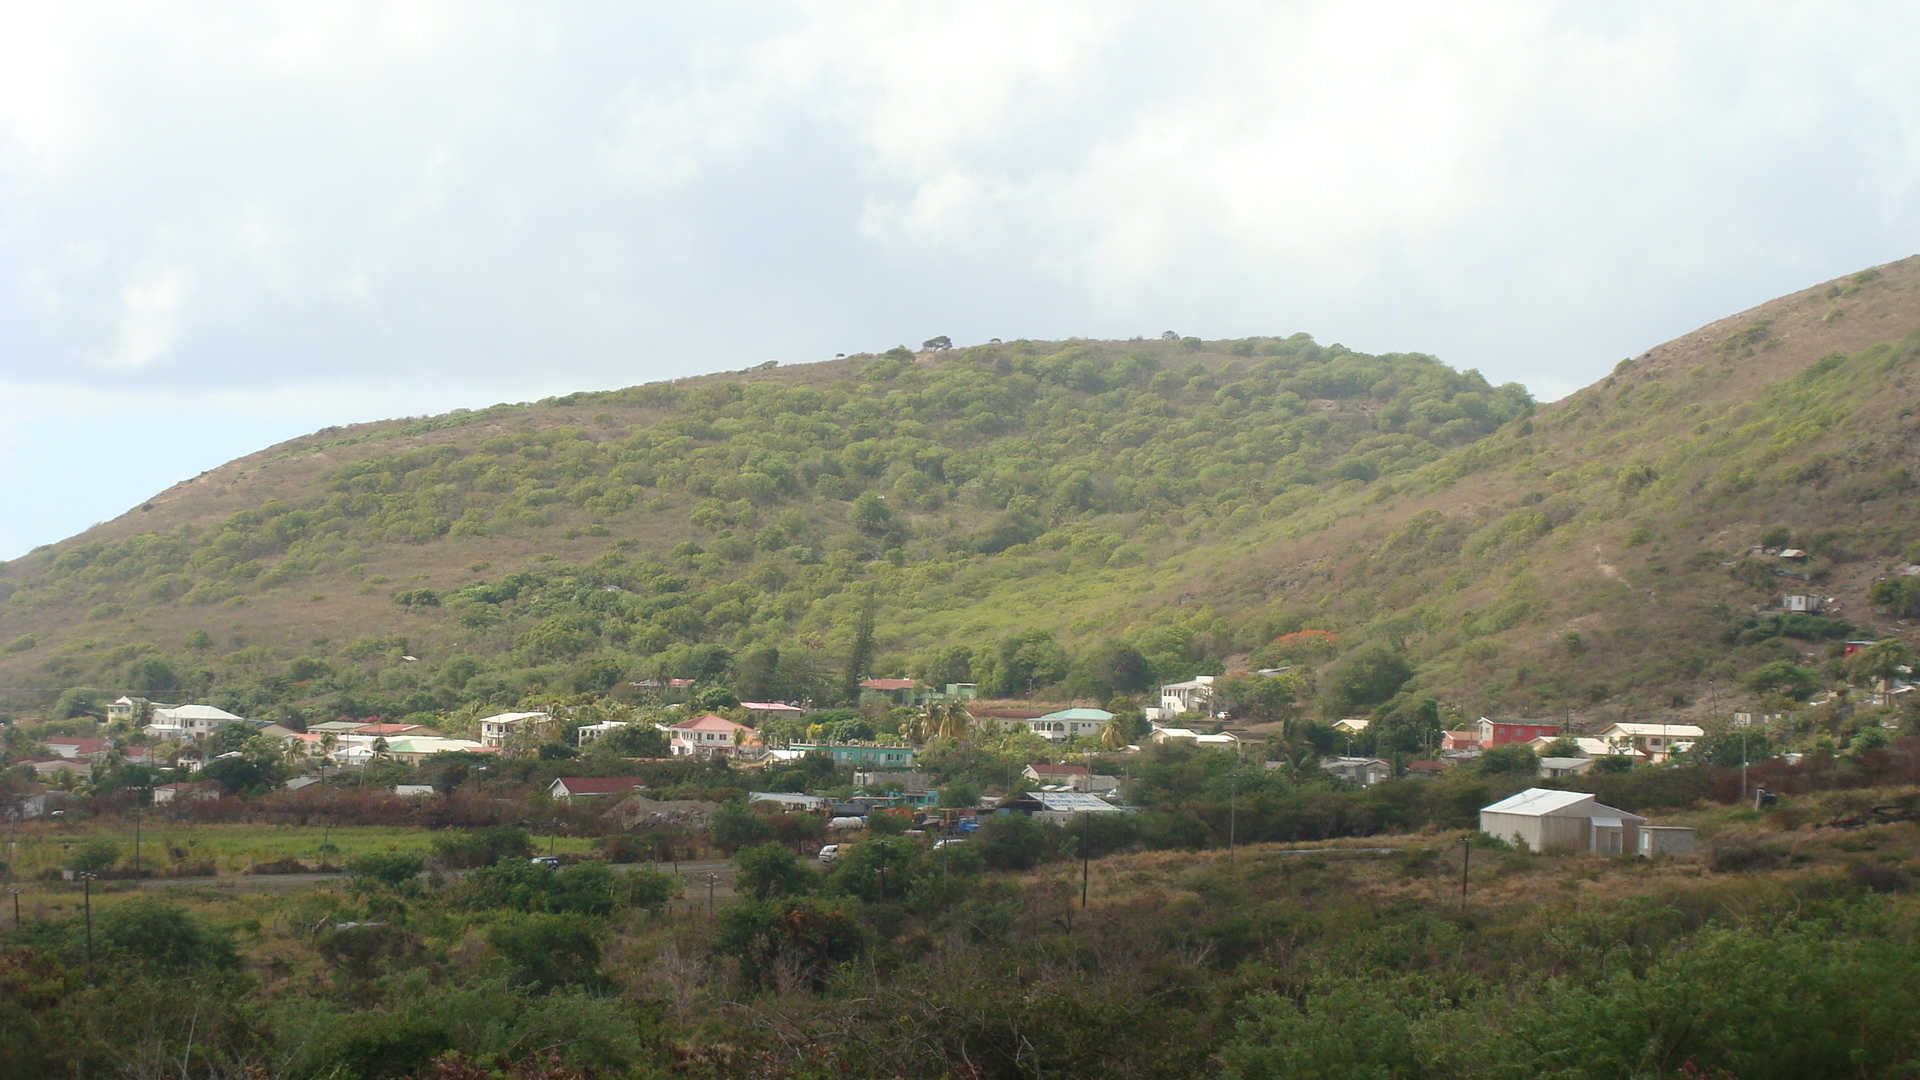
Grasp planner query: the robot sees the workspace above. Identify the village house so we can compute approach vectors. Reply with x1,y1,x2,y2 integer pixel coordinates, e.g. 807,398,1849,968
1479,788,1647,855
750,791,830,812
144,703,248,742
1148,726,1239,747
1782,593,1824,613
857,678,925,707
105,696,148,724
478,711,551,748
4,785,50,819
1441,730,1482,752
739,702,806,721
575,721,630,746
42,737,112,760
1000,790,1127,824
1158,676,1216,718
853,771,930,794
1595,722,1704,762
548,777,650,801
1023,762,1089,786
1011,708,1112,742
1538,756,1594,778
1476,717,1562,747
1332,718,1371,735
153,781,221,805
785,742,914,769
1320,756,1392,787
24,757,92,781
665,713,762,759
389,784,435,798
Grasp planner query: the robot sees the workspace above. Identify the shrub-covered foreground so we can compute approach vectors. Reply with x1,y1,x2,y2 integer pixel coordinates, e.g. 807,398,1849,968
7,792,1920,1079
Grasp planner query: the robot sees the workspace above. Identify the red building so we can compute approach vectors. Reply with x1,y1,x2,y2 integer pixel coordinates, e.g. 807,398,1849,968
1476,717,1561,746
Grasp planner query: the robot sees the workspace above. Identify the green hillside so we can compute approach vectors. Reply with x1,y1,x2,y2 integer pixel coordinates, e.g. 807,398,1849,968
3,258,1919,740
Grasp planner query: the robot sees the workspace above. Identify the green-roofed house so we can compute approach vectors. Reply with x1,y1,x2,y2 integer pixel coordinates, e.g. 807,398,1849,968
1007,708,1113,743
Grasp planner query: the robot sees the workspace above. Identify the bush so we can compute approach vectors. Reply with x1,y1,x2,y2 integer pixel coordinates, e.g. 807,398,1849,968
97,898,240,972
64,838,120,875
349,852,426,892
431,826,533,869
734,841,816,900
485,914,604,992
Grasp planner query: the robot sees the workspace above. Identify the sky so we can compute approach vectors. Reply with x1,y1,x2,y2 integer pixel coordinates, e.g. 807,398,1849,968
3,2,1919,559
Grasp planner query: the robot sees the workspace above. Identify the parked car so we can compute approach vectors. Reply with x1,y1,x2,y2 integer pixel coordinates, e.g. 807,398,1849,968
529,856,562,870
816,844,840,864
933,838,967,849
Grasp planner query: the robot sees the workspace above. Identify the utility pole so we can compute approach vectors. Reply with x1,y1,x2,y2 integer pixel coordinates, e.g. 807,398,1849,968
9,888,19,930
706,872,717,914
1459,837,1471,911
1228,761,1238,860
81,872,97,984
1081,812,1091,909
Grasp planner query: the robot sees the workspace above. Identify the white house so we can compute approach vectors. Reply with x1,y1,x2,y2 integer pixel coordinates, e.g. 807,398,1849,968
1479,788,1646,855
575,721,630,746
1148,727,1238,747
1320,756,1391,786
105,696,149,723
1782,593,1823,613
1159,676,1216,717
1331,718,1371,735
1010,709,1112,742
1595,722,1704,762
478,711,551,748
144,704,247,741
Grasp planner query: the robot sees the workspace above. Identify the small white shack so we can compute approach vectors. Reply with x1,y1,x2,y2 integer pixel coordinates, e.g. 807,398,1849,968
1479,788,1646,855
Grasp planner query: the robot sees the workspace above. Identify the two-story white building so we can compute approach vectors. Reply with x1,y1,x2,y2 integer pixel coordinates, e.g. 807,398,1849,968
664,713,761,759
143,704,247,742
477,711,551,748
1159,676,1216,717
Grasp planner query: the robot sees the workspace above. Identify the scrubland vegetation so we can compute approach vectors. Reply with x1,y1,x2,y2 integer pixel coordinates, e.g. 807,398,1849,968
8,778,1920,1079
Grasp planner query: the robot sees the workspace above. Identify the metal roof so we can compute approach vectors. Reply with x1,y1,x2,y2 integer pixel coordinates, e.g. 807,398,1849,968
1480,788,1595,816
1026,792,1125,812
1038,708,1114,721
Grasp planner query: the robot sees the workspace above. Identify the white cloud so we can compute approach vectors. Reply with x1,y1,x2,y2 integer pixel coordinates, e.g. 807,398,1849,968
95,264,192,370
2,1,1920,555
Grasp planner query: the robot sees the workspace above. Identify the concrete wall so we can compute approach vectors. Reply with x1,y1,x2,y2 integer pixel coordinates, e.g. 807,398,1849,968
1639,826,1697,856
1481,811,1592,852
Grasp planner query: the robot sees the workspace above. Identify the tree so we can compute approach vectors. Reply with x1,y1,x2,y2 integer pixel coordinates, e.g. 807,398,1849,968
985,629,1071,696
1847,639,1912,685
98,898,240,971
734,841,816,900
1322,645,1414,716
733,643,782,702
184,629,214,652
711,799,777,854
1073,643,1154,697
922,335,952,350
840,590,878,705
201,755,273,795
350,852,426,893
594,724,668,758
65,837,121,874
1217,673,1302,722
849,492,895,537
1476,745,1536,776
486,913,604,991
1743,660,1821,701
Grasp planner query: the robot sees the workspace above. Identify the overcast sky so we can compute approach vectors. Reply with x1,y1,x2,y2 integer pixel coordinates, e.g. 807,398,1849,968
3,2,1919,559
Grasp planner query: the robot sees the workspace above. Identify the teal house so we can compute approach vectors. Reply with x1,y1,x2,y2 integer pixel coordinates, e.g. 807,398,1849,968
788,742,917,769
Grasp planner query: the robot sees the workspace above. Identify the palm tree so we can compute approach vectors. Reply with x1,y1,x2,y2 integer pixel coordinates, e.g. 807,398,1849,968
929,701,973,742
1100,718,1130,752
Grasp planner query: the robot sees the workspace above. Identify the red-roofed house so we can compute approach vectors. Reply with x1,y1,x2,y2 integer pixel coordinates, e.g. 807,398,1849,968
548,777,651,801
1441,730,1481,752
858,678,925,707
43,737,112,760
664,714,762,760
354,723,441,738
1475,718,1561,747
